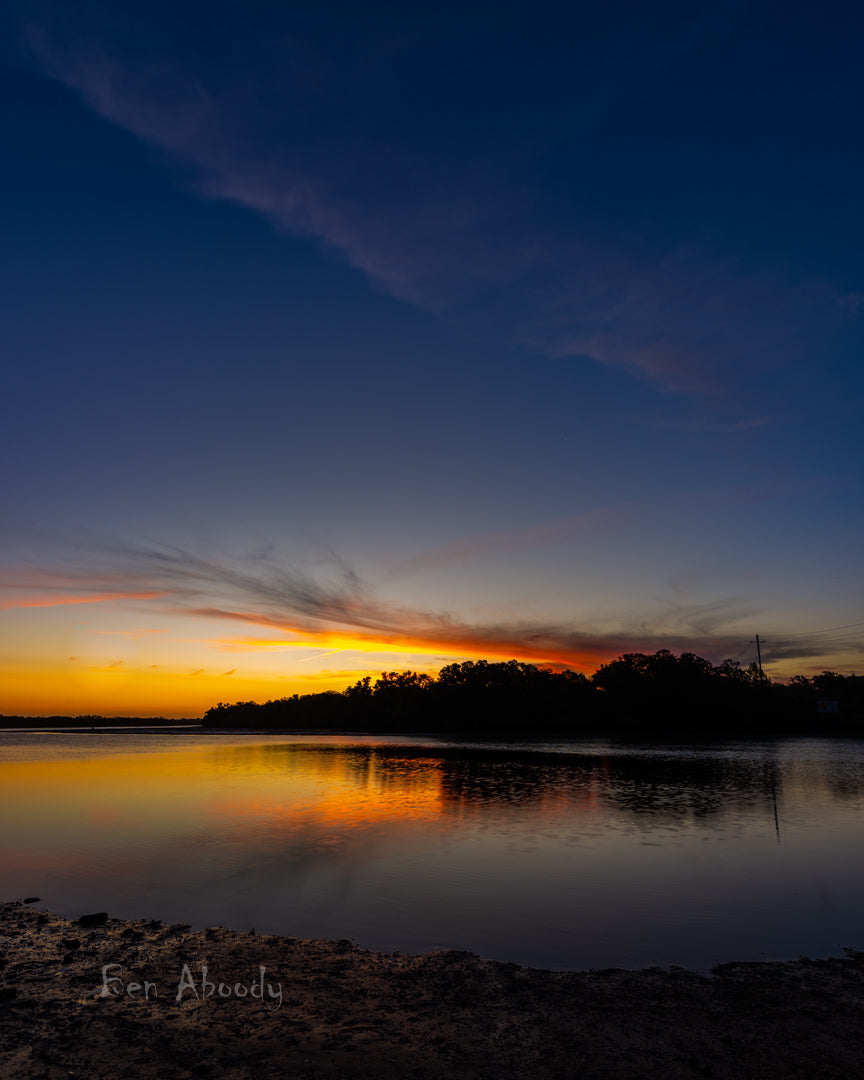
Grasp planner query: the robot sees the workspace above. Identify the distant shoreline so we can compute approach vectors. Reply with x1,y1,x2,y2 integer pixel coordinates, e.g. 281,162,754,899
2,719,862,741
3,898,864,1078
0,716,200,729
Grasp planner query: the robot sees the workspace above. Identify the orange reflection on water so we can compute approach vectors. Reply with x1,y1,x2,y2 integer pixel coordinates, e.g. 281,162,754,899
0,743,453,857
203,748,447,832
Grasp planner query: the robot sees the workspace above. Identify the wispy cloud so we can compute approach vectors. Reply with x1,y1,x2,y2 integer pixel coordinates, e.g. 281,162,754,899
388,508,621,577
6,541,857,671
0,543,758,671
0,588,164,610
16,4,852,398
389,480,789,579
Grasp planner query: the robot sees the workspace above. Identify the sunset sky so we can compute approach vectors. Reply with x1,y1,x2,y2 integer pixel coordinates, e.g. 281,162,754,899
2,0,863,716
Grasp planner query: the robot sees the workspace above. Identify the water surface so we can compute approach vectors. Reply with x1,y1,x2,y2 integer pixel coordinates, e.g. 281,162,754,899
2,732,863,970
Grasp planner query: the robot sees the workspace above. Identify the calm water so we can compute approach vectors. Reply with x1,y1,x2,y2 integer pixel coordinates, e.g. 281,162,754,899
2,731,864,971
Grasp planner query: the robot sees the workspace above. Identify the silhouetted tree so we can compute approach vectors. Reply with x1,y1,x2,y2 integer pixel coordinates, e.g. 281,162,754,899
201,652,862,736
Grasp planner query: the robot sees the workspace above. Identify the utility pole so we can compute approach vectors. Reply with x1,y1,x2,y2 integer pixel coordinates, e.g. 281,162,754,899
750,634,764,677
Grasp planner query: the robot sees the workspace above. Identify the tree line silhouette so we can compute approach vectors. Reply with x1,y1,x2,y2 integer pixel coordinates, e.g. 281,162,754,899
202,650,864,737
0,715,190,729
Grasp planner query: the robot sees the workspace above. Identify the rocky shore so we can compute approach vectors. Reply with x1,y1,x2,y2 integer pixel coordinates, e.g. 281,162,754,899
2,899,864,1078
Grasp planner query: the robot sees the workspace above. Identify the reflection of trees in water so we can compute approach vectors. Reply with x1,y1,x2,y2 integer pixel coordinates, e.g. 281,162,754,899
349,745,783,824
437,756,593,810
825,765,864,799
217,741,864,824
598,757,783,821
432,751,785,823
261,744,445,799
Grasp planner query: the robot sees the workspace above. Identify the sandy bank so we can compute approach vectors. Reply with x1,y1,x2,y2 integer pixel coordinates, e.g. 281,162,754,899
2,899,863,1079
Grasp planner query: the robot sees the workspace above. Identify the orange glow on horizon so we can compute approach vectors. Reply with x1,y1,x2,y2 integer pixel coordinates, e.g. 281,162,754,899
0,658,449,718
0,662,303,718
226,624,605,670
4,593,850,718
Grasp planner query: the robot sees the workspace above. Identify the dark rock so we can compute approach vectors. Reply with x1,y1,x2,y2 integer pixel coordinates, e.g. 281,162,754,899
0,986,16,1002
77,912,109,927
23,897,41,904
60,938,81,951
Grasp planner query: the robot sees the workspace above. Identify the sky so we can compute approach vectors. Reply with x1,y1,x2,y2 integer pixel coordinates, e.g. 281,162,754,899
1,0,863,716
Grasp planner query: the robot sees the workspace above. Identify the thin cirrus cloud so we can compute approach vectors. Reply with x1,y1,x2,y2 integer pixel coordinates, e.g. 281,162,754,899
387,507,622,577
17,3,851,397
0,588,165,610
6,544,855,670
389,479,793,579
9,544,757,670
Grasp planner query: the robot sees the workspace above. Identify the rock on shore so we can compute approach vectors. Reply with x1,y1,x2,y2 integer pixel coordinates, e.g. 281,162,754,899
2,899,864,1078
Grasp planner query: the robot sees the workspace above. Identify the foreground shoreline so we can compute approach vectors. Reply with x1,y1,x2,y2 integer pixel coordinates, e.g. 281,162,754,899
2,900,864,1078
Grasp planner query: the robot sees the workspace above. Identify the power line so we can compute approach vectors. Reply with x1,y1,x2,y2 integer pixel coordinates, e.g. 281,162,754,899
770,628,864,646
765,619,864,642
731,620,864,657
721,620,863,671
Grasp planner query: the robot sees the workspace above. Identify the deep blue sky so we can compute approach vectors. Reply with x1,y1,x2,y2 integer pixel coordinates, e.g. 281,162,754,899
1,0,863,713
